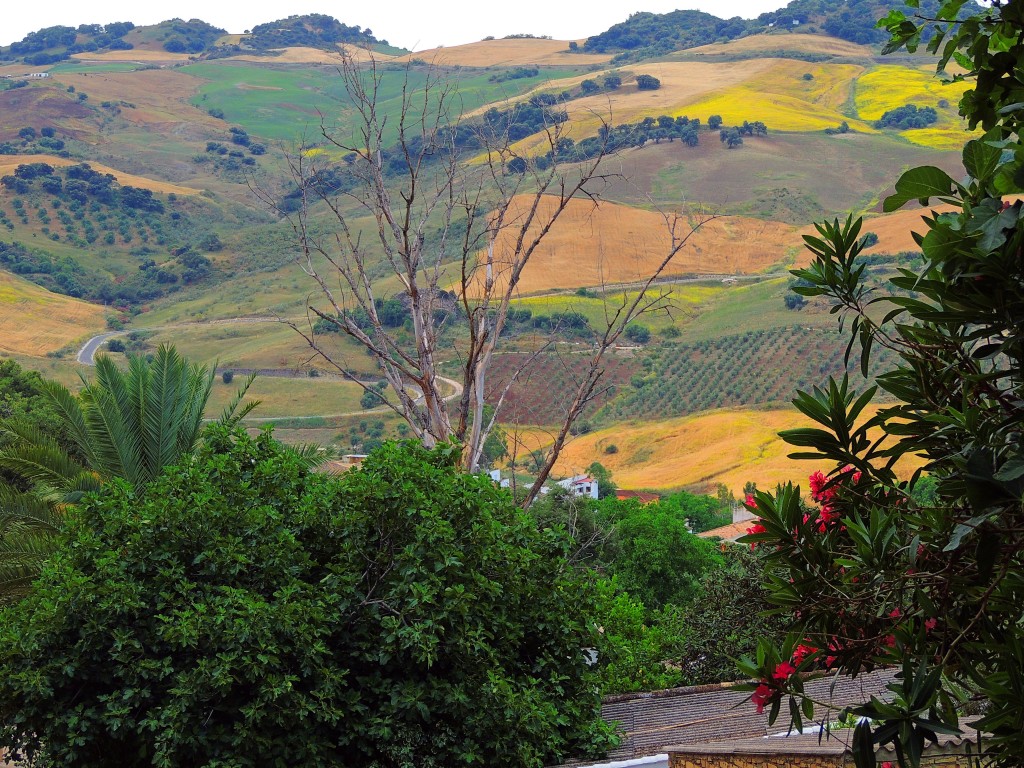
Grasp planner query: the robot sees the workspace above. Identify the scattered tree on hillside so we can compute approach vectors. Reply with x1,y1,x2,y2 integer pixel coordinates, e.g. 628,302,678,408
265,55,714,506
635,74,661,90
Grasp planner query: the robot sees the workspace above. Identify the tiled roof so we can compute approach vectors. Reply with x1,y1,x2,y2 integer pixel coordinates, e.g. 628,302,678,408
696,520,754,542
600,670,897,760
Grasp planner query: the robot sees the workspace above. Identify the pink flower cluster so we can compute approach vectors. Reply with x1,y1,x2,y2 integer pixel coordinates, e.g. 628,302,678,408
805,467,859,533
744,493,768,549
750,660,797,714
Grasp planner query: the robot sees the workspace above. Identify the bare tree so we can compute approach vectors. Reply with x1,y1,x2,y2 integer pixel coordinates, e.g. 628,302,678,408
263,53,711,506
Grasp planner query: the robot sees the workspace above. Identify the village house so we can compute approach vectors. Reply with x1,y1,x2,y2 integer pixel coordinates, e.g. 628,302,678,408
557,474,599,499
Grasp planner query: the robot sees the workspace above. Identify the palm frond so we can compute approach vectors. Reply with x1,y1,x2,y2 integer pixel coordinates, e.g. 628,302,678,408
288,442,335,469
217,371,262,428
39,380,98,469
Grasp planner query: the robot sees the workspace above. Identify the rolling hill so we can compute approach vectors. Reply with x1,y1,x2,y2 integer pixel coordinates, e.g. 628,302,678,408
0,6,975,482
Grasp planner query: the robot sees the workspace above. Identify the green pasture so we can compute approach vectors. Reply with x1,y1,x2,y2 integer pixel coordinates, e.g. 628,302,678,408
136,320,377,378
184,62,586,144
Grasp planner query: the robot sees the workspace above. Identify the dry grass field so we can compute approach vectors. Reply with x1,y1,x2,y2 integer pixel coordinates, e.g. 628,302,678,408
0,85,95,142
0,154,203,195
395,39,610,67
52,69,215,131
683,33,875,58
548,406,925,495
69,50,192,63
0,271,106,356
230,45,385,65
464,196,798,296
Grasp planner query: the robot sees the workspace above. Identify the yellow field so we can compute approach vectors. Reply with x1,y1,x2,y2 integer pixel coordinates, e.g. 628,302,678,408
684,33,873,59
69,50,192,63
396,39,610,67
465,196,798,296
896,126,975,150
0,271,106,356
0,154,203,196
854,65,976,148
679,60,875,133
487,60,777,154
548,406,925,496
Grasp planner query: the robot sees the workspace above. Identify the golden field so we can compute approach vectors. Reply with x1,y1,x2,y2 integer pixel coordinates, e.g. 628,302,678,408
0,271,106,356
396,38,610,67
548,406,926,496
0,154,203,196
465,195,798,296
854,65,976,148
683,32,874,58
679,60,875,133
231,45,385,65
69,49,192,63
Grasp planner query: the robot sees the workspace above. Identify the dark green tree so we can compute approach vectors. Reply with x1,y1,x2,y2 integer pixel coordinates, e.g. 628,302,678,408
0,431,616,766
604,500,723,610
670,548,786,684
635,74,661,90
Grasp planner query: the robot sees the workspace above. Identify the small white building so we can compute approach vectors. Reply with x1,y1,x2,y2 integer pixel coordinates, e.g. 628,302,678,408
26,72,50,79
557,475,599,499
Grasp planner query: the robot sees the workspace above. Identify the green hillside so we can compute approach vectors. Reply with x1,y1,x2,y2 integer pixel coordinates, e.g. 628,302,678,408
0,4,973,461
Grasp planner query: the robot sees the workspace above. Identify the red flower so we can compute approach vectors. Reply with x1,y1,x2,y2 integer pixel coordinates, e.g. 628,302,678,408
792,644,817,665
808,470,828,502
746,521,767,549
925,618,937,632
884,634,897,648
745,492,757,508
772,660,796,681
889,608,902,619
751,682,774,714
882,762,894,768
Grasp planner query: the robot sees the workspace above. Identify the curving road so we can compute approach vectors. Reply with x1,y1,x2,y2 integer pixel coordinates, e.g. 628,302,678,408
75,321,464,421
77,331,128,365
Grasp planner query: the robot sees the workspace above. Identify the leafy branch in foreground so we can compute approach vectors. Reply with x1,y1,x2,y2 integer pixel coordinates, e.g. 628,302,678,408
737,2,1024,766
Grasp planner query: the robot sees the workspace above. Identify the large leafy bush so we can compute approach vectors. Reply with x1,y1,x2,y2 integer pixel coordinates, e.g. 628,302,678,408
0,428,614,766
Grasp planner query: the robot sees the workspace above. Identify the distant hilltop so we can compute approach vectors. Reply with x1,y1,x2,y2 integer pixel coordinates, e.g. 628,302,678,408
0,1,948,66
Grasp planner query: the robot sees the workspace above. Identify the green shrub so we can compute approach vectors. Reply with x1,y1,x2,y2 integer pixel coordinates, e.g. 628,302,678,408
0,431,616,766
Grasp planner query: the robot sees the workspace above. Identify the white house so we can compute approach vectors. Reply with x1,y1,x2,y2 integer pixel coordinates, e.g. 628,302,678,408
557,475,599,499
